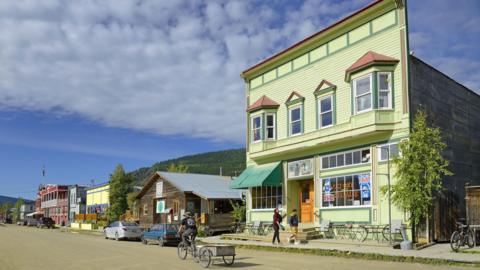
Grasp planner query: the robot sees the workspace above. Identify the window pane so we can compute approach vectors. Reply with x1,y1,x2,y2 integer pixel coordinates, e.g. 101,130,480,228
322,157,329,169
253,117,261,128
356,93,371,112
379,73,389,90
291,121,301,135
291,107,301,121
321,112,333,127
266,115,274,126
380,147,388,161
329,156,337,168
379,91,389,108
361,149,371,163
353,151,361,164
337,154,344,167
253,129,261,141
390,143,399,157
345,152,353,165
267,127,274,139
355,76,371,95
320,96,332,112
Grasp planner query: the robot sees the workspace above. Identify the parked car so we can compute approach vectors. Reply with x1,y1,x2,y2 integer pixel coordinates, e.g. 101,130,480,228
37,217,54,229
26,218,38,227
141,224,180,246
104,221,142,241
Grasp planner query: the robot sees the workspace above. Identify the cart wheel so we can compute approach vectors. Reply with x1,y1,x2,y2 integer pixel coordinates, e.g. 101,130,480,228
198,247,212,268
177,242,188,260
222,255,235,266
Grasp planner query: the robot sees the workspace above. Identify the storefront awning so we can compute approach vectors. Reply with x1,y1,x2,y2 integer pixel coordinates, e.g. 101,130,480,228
230,161,282,189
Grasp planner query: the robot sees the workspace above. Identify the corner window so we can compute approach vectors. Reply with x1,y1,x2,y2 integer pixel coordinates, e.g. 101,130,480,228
318,95,333,128
289,106,302,136
353,74,372,113
251,115,262,143
265,113,275,140
378,72,392,109
378,142,400,161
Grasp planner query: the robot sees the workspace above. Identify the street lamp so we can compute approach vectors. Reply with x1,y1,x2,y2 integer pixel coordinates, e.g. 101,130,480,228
376,145,392,246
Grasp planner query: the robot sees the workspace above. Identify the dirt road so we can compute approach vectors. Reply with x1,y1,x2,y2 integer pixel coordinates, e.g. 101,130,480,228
0,225,470,270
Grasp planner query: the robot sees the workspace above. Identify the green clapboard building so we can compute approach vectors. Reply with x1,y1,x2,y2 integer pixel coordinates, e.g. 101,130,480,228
230,0,480,242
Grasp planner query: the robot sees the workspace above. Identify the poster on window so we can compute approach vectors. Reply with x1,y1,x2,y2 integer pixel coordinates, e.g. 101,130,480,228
288,158,313,178
156,200,165,214
323,194,335,202
155,181,163,198
360,174,371,199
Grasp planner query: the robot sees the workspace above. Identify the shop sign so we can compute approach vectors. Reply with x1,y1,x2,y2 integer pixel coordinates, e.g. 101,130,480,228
155,181,163,198
288,158,313,179
156,200,165,214
360,174,371,199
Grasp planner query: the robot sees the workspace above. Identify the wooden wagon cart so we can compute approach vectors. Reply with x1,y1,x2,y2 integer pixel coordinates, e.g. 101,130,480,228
178,242,236,268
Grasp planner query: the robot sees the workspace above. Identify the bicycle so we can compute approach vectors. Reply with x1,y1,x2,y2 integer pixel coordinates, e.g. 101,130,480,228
177,234,212,268
450,219,475,252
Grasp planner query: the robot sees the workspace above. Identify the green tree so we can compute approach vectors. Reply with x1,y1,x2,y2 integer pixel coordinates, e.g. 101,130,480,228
1,202,13,220
229,199,246,223
167,163,189,173
107,164,134,221
127,191,139,211
13,198,25,222
382,109,452,241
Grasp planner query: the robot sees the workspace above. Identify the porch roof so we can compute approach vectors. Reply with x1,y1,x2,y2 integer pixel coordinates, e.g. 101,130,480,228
230,161,282,189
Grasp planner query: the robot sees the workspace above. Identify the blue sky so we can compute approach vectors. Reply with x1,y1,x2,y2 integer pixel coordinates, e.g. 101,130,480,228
0,0,478,200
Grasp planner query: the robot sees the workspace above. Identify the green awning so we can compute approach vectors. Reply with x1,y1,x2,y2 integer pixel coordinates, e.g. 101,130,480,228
230,162,282,189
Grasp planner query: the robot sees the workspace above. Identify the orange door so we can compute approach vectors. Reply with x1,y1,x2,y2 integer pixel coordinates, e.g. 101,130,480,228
300,181,314,223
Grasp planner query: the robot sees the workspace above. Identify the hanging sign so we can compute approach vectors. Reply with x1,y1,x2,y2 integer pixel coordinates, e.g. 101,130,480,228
155,181,163,198
287,158,313,178
156,200,165,214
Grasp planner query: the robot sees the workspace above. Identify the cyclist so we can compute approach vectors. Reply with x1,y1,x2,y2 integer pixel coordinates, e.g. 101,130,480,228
179,212,197,246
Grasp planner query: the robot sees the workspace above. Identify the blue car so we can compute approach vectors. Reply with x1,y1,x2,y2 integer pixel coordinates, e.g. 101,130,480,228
141,223,181,246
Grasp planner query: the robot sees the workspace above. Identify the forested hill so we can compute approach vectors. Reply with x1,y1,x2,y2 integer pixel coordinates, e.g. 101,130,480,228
129,149,246,185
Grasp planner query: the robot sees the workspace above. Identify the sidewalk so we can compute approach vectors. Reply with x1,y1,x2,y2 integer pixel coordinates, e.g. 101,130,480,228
202,236,480,265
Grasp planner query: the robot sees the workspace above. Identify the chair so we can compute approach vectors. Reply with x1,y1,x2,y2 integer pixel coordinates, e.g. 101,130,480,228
248,221,264,235
318,219,334,238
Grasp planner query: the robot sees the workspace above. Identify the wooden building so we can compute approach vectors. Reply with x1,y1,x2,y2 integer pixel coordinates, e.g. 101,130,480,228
136,172,243,232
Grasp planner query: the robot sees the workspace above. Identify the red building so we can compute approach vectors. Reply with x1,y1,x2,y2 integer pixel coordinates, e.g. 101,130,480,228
39,185,69,225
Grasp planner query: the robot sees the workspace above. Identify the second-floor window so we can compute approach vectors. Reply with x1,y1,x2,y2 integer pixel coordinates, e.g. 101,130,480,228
318,95,333,128
353,74,372,113
265,113,275,140
251,115,262,143
378,72,392,109
289,106,302,136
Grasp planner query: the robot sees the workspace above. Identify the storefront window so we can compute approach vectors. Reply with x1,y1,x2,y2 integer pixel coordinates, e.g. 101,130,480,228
322,172,371,208
251,186,282,209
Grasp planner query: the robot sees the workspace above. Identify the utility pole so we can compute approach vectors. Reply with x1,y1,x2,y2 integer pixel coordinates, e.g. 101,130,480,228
219,166,223,176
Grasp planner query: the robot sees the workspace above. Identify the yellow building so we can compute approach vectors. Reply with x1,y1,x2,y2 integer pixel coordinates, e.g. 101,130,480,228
86,182,109,214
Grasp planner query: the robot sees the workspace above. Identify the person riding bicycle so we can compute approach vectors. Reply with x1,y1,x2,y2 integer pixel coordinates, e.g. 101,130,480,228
179,212,197,246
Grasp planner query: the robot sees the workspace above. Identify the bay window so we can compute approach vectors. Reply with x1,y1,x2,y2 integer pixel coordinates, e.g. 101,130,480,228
318,95,333,128
378,72,392,109
289,106,302,136
353,74,372,113
251,115,262,143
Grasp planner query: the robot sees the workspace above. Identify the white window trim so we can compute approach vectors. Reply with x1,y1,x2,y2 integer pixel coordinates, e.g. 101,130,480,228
318,94,334,129
289,105,303,137
250,115,263,143
377,142,401,162
319,172,372,209
320,147,371,170
353,74,373,114
265,113,276,140
377,72,392,109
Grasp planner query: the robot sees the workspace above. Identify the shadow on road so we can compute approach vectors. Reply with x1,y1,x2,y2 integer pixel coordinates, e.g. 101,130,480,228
226,262,262,268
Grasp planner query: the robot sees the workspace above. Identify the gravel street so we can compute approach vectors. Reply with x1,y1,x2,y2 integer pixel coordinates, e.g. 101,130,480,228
0,224,472,270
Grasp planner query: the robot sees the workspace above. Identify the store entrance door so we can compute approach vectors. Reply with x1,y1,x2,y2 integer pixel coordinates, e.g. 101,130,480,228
299,180,314,223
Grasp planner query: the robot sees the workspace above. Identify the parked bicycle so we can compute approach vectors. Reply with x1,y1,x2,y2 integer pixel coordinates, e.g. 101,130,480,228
177,234,212,268
450,219,475,252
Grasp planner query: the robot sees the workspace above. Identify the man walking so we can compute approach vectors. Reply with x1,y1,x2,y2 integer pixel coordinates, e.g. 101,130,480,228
288,209,299,244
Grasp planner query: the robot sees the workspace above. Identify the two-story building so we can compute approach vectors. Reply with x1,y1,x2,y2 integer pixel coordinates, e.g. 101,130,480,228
231,0,479,241
39,184,69,225
86,182,109,216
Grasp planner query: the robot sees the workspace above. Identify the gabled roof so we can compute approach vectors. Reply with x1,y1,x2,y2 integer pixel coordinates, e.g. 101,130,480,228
247,95,280,112
285,91,305,104
345,51,399,81
136,172,243,200
314,80,336,93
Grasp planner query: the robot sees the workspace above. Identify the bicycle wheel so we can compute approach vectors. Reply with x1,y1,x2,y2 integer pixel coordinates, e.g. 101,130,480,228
450,231,461,252
198,247,212,268
467,230,475,248
382,225,391,242
223,255,235,266
359,226,368,242
177,242,188,260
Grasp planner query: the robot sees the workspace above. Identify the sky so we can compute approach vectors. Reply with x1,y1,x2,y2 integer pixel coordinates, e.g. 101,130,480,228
0,0,479,200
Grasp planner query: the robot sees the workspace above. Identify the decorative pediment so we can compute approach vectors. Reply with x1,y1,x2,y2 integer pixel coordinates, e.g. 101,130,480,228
285,91,305,106
345,51,398,81
314,80,337,96
247,95,280,112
